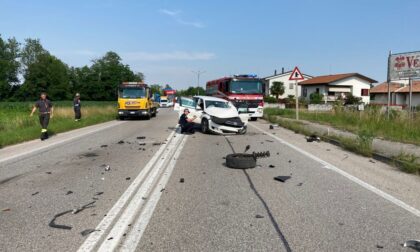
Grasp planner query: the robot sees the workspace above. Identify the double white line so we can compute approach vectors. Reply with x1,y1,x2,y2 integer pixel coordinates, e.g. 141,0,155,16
78,128,188,252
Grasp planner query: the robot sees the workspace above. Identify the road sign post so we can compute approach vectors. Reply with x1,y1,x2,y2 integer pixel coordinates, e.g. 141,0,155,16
289,66,305,120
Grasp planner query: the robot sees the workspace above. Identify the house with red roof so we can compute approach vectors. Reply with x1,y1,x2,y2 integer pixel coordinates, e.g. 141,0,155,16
299,73,377,104
370,80,420,108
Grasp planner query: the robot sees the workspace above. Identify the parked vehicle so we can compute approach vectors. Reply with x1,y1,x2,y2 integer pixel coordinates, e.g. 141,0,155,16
174,96,248,134
117,82,157,120
206,74,265,121
160,96,168,107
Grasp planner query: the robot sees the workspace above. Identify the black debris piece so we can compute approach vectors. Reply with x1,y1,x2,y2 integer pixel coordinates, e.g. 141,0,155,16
244,145,250,153
46,172,52,174
139,143,146,146
126,177,131,181
95,192,104,196
260,142,264,144
338,222,344,226
91,213,97,216
49,210,73,230
369,159,376,163
100,145,108,148
72,201,96,215
269,125,274,130
142,197,147,200
2,208,11,212
92,197,99,200
326,149,331,151
31,192,39,196
160,188,165,192
277,152,280,155
137,136,146,140
117,140,125,144
153,142,162,146
404,240,420,250
180,178,184,183
66,191,73,195
266,140,274,143
107,237,113,240
274,176,291,183
376,245,384,249
222,157,226,159
288,160,292,163
104,165,111,171
306,135,321,142
269,165,275,168
81,152,99,158
81,229,99,236
297,183,303,186
255,214,264,218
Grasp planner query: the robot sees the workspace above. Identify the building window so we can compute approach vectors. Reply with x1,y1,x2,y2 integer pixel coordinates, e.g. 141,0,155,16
361,89,369,96
303,87,307,97
316,88,320,94
289,83,294,89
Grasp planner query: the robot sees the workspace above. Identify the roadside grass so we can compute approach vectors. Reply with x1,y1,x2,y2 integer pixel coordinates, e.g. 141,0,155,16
264,107,420,145
0,101,116,148
265,114,420,175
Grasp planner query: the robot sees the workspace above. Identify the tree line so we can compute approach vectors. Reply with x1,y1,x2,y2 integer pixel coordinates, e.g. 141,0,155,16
0,35,144,101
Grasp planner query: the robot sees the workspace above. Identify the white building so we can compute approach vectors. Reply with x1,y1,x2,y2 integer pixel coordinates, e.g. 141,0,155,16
264,70,313,99
299,73,377,104
370,80,420,108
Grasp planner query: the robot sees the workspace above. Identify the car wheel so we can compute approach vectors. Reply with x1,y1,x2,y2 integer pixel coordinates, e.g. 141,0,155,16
145,110,151,120
201,118,209,134
250,117,257,121
226,153,256,169
151,108,157,117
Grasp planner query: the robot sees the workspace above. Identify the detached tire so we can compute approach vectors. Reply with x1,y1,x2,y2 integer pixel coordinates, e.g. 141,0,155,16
202,118,209,134
226,153,256,169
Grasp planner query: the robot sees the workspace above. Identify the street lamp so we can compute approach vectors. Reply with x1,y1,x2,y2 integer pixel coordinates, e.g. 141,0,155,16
192,70,205,95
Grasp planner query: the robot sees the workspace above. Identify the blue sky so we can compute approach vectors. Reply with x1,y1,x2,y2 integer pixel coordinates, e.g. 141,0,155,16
1,0,419,89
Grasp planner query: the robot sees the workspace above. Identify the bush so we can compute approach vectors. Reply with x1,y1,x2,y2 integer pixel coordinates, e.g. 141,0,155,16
309,93,324,104
344,94,362,105
264,96,278,103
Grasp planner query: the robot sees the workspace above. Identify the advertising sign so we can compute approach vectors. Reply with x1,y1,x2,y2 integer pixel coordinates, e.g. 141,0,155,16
389,51,420,80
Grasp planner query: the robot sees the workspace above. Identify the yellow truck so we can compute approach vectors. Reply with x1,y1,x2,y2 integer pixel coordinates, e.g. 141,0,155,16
117,82,157,120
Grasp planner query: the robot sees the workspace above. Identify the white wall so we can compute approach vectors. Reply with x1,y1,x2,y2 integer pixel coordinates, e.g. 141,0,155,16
266,73,312,99
332,77,372,104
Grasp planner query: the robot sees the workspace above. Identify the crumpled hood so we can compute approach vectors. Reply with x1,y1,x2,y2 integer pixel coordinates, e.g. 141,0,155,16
205,106,239,118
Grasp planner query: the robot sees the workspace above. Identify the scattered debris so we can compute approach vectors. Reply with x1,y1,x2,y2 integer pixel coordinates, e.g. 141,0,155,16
277,152,280,155
107,237,113,240
138,143,146,146
338,222,344,226
101,177,105,181
326,149,331,151
81,152,99,158
2,208,11,212
274,176,291,183
46,172,52,174
31,192,39,196
266,140,274,143
376,245,384,249
117,140,125,144
180,178,184,183
244,145,250,153
95,192,104,196
288,160,291,163
142,197,147,200
66,191,73,195
297,183,303,186
269,165,275,168
369,159,376,163
92,197,99,200
341,154,349,161
80,229,99,236
100,145,108,148
152,142,162,146
104,165,111,171
137,136,146,140
160,188,165,192
49,209,73,230
306,135,321,142
126,177,131,181
72,201,96,215
269,125,274,130
404,240,420,250
226,151,270,169
255,214,264,218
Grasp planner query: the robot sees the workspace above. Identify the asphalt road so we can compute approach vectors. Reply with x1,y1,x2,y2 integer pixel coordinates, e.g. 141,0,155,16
1,108,419,252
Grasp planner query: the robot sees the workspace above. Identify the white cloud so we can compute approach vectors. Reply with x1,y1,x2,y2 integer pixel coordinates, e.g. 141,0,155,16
158,8,205,28
122,51,215,61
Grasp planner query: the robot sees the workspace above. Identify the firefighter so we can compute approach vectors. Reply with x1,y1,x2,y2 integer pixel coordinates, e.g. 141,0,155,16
30,92,54,141
73,93,81,121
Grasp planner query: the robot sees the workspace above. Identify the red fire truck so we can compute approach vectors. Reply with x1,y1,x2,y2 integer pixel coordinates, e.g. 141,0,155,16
206,75,265,120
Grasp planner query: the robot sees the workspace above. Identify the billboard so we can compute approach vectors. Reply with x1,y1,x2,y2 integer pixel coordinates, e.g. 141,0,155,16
388,51,420,80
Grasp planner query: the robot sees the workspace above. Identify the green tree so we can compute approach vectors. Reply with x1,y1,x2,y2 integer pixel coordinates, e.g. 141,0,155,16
150,84,162,95
0,36,20,100
344,93,362,105
270,81,285,102
17,54,70,100
20,38,48,75
309,92,324,104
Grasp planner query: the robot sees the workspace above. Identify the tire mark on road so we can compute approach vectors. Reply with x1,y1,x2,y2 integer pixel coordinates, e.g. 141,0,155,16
223,136,292,252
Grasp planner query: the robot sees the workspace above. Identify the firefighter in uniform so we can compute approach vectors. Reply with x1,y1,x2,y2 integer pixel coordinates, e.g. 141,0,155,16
73,93,81,121
30,92,54,140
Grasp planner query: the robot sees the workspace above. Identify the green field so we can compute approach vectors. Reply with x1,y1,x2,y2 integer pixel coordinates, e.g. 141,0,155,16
264,107,420,145
0,101,117,148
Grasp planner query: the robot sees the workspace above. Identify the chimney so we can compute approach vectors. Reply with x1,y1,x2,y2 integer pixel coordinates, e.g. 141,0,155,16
274,69,277,75
282,67,284,74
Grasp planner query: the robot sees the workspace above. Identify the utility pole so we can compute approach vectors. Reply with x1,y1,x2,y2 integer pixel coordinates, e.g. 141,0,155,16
192,70,205,95
386,51,391,120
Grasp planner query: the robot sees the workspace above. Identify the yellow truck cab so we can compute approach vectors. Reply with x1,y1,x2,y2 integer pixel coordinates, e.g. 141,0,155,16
117,82,157,120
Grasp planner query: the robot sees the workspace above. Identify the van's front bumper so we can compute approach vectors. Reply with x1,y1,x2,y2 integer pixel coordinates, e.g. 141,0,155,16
118,109,150,117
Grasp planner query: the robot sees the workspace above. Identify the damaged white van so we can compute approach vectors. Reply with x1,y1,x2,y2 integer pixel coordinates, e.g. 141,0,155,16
174,96,248,134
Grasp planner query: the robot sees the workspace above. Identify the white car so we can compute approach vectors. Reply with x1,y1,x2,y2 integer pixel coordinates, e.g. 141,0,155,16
175,96,248,134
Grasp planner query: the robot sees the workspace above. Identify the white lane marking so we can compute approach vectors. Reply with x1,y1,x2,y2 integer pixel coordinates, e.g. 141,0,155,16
249,123,420,218
120,136,189,251
0,120,126,164
77,129,178,252
97,133,185,252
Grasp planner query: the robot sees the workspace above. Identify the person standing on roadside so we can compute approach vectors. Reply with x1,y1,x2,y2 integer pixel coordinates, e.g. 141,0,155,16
30,92,54,141
73,93,81,121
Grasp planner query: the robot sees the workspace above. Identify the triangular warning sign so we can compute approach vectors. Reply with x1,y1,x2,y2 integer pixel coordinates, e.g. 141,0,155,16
289,66,304,80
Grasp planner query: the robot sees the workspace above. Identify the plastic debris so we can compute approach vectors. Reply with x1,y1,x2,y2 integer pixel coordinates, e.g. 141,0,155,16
266,140,274,143
404,240,420,250
297,183,303,186
126,177,131,180
31,192,39,196
100,145,108,148
137,136,146,140
95,192,104,196
255,214,264,218
46,172,52,174
269,165,275,168
244,145,250,153
306,135,321,142
66,191,73,195
72,201,96,215
80,229,99,236
376,245,384,249
274,176,291,183
180,178,184,183
104,165,110,171
117,140,125,144
1,208,11,212
49,210,73,230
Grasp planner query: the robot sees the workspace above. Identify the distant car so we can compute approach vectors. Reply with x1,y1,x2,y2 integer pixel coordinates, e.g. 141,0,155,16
175,96,248,134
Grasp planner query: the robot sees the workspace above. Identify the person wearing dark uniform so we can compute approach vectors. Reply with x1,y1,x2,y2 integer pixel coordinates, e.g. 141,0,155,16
30,92,54,141
73,93,81,121
179,108,196,134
